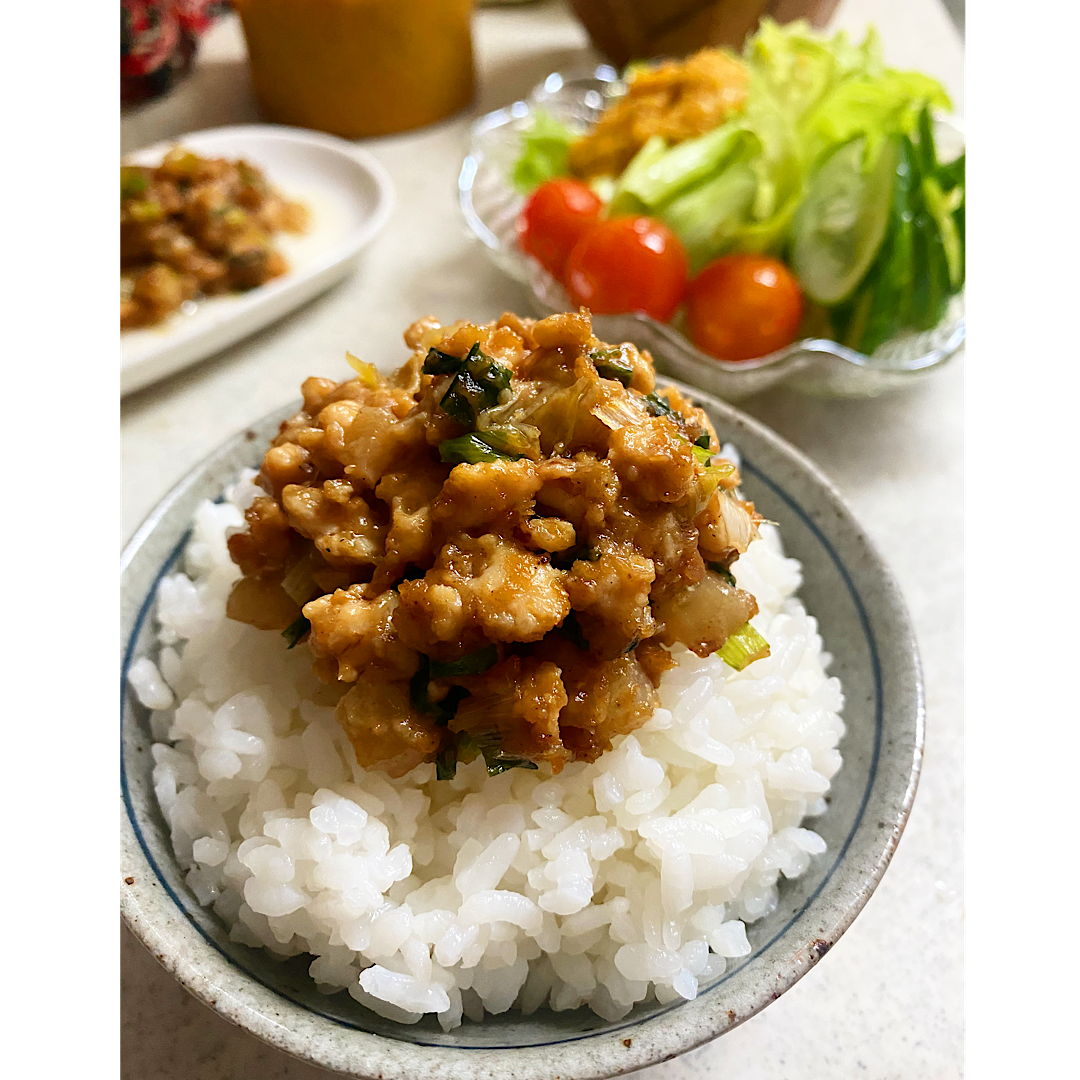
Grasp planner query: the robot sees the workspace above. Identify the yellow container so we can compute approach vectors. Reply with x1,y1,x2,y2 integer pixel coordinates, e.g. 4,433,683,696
233,0,476,139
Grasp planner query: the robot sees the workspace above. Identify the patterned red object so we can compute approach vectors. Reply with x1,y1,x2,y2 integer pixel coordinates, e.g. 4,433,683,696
121,1,226,107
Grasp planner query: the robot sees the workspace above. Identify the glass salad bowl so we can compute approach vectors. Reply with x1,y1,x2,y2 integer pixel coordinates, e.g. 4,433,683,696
458,67,965,400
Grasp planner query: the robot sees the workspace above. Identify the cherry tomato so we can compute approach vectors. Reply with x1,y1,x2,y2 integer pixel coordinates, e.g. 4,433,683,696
564,217,688,322
516,179,604,279
686,254,804,361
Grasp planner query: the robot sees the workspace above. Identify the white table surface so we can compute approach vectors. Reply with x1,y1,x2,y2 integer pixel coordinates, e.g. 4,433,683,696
121,2,964,1076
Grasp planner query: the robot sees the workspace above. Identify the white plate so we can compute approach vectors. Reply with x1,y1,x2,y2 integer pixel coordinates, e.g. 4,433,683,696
121,124,394,396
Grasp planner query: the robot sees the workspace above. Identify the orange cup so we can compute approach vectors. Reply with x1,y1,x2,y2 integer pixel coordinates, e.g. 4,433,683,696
233,0,476,139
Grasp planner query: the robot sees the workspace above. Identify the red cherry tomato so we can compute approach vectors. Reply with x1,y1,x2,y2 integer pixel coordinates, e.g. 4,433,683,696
516,179,604,279
564,217,688,322
686,254,804,361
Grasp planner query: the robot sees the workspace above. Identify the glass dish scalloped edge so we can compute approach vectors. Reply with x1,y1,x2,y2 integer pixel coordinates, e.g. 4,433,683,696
458,66,965,400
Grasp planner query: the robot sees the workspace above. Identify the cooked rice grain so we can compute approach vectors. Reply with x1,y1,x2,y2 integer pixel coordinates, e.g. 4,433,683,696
138,468,844,1028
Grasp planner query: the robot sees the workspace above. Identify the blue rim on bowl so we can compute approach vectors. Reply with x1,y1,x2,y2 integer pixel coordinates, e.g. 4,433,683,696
457,66,965,400
121,384,923,1079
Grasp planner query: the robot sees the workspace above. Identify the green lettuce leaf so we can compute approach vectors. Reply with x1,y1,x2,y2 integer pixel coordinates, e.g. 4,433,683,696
730,18,948,259
511,109,575,194
744,18,884,124
803,70,951,169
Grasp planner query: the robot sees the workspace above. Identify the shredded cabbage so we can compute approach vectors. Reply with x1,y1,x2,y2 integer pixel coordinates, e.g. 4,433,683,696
346,351,380,387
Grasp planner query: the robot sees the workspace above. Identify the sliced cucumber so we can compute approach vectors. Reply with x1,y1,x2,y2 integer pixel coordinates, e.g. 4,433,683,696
911,205,950,331
791,136,897,305
856,136,917,354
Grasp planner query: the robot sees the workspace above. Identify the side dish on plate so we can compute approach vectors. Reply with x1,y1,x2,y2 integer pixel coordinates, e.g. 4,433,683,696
511,20,965,363
121,148,310,330
120,125,395,397
130,309,845,1029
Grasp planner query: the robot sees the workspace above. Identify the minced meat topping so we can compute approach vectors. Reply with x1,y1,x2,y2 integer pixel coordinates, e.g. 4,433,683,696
226,310,764,778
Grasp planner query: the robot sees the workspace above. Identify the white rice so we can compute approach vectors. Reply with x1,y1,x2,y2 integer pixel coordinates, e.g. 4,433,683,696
130,466,844,1029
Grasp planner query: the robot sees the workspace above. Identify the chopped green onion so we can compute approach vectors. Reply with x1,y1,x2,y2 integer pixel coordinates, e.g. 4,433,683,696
440,369,487,426
439,432,521,464
589,348,634,387
410,655,435,713
444,725,537,777
460,729,540,776
559,610,589,651
441,686,469,718
468,350,512,409
282,615,310,649
643,392,673,418
456,732,483,764
128,200,164,223
707,562,737,587
430,645,498,678
411,656,469,722
701,460,739,502
675,431,712,464
639,390,699,436
717,622,770,671
474,427,534,457
236,159,268,192
552,542,600,570
437,343,513,428
435,743,458,781
643,390,705,444
120,166,148,200
594,360,634,386
485,754,539,777
694,432,712,450
422,347,462,375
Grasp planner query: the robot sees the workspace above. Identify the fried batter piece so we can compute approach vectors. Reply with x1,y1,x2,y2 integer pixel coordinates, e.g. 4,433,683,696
226,309,764,778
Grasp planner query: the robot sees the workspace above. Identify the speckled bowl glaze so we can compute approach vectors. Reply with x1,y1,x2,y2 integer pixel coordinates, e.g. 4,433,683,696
121,383,923,1079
